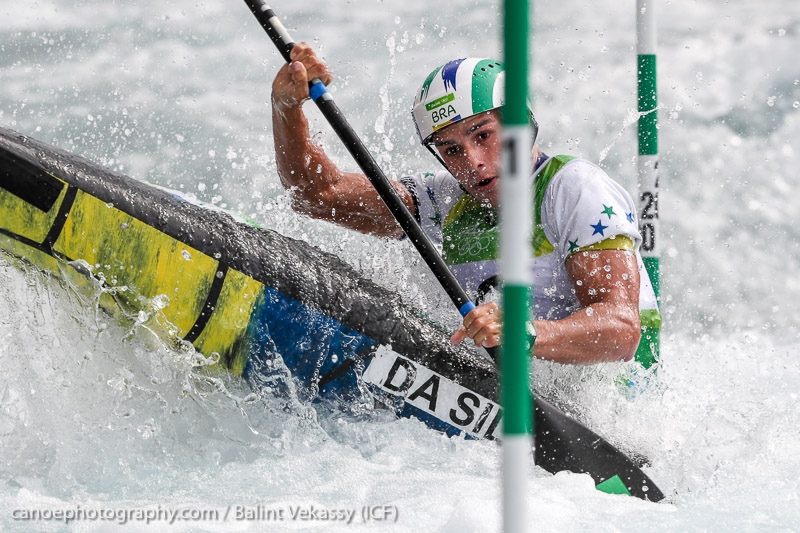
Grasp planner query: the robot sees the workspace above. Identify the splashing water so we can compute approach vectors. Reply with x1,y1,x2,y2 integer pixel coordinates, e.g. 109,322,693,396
1,0,799,531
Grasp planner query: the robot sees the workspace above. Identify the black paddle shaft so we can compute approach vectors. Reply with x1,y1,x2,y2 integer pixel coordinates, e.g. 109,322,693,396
242,0,493,353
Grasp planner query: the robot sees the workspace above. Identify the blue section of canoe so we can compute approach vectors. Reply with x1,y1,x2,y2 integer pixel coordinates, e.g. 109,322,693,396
241,285,376,400
239,286,468,439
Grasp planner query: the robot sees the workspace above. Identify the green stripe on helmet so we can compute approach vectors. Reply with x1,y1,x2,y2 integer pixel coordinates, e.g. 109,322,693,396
419,66,443,104
471,59,504,115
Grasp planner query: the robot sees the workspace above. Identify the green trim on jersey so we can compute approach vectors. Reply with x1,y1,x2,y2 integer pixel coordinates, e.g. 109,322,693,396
442,195,498,265
533,155,575,257
640,309,662,329
441,155,575,267
573,235,635,257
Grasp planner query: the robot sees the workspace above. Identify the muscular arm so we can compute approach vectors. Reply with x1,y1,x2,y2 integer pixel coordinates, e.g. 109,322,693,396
533,249,641,364
271,43,413,239
453,248,641,365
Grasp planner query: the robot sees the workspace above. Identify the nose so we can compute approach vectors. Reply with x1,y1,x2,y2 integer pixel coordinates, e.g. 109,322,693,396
462,143,486,171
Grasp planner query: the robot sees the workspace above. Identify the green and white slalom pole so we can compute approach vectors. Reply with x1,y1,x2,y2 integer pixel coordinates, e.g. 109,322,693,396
636,0,660,368
501,0,533,530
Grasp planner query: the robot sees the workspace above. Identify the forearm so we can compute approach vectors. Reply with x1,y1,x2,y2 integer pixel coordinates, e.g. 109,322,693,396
271,98,408,237
272,99,335,213
532,302,640,365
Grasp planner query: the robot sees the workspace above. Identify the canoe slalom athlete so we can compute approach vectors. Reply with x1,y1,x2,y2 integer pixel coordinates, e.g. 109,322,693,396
270,43,661,366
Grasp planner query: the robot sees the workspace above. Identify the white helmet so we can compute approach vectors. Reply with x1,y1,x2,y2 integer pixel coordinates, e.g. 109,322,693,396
411,58,506,145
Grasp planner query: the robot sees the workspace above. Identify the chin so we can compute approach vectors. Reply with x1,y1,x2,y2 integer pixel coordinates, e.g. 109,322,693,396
480,189,499,206
478,196,497,209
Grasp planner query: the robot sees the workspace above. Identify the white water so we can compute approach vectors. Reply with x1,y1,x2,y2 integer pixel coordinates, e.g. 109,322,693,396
1,0,799,531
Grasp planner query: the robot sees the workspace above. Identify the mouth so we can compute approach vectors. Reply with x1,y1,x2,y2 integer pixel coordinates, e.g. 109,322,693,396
475,176,496,189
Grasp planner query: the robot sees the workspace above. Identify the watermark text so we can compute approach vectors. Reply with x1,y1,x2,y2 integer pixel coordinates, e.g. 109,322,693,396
11,504,399,526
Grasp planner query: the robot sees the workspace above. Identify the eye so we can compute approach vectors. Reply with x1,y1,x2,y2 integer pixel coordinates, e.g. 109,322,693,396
476,130,491,141
443,145,462,157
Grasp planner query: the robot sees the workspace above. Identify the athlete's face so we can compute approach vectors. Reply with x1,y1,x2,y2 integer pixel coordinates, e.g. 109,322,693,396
429,110,502,208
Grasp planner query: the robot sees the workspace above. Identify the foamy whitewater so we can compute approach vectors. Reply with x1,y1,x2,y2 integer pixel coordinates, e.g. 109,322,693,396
1,0,799,531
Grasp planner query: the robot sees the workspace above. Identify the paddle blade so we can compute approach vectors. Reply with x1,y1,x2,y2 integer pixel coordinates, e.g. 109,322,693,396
533,395,665,502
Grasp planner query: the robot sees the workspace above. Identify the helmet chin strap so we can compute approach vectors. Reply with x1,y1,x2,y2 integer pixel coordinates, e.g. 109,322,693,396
423,141,450,172
423,141,472,197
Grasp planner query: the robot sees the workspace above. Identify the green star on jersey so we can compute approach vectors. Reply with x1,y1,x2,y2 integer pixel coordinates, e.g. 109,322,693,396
601,204,616,219
568,239,580,253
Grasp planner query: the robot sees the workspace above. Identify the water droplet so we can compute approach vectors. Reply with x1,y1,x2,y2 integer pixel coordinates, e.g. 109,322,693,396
181,250,191,261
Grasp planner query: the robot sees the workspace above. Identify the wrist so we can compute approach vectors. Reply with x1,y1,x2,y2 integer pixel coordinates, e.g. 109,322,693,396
271,94,306,116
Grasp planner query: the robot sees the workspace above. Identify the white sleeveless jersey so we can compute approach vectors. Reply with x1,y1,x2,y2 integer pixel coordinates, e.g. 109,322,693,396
400,156,661,330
